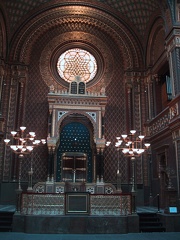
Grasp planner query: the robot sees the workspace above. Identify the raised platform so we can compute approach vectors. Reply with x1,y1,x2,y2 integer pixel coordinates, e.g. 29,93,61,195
1,205,180,234
12,213,139,234
12,192,137,234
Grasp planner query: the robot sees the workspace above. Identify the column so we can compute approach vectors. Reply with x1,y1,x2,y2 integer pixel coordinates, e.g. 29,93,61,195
3,64,27,182
0,60,5,117
93,153,96,182
47,138,57,182
95,138,106,182
96,147,101,182
100,148,104,182
145,74,154,120
47,146,55,182
27,151,34,192
48,110,52,137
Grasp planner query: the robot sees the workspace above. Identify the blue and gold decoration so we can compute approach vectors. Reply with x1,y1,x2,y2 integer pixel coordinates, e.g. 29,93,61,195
57,122,92,182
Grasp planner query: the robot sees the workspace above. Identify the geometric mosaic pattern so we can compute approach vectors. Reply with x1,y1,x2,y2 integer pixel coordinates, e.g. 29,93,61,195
98,0,159,34
103,56,129,183
5,0,160,36
21,53,49,182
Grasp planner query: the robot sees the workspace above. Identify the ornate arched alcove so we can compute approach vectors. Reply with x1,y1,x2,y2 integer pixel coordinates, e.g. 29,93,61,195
5,1,146,184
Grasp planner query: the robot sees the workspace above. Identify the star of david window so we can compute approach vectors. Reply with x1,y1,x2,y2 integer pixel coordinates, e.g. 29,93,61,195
57,48,97,83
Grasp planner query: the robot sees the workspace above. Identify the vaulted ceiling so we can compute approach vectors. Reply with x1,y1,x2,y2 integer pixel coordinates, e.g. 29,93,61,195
0,0,172,89
4,0,166,37
0,0,171,93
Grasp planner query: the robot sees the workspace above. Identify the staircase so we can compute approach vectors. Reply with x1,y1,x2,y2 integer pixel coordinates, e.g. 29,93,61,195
0,211,14,232
138,213,166,232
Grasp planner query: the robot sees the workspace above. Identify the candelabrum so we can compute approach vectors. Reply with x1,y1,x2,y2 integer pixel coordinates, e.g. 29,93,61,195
4,126,46,191
106,130,150,192
4,126,46,212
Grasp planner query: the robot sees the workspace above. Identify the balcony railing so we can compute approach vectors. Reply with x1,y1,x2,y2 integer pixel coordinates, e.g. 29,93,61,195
147,96,180,137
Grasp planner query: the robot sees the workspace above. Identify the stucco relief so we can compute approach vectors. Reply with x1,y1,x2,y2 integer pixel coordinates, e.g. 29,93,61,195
9,4,141,78
39,31,114,93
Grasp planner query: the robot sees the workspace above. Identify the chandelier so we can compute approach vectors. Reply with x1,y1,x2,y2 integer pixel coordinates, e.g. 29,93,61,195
106,130,150,157
4,126,46,211
4,126,46,157
106,130,150,197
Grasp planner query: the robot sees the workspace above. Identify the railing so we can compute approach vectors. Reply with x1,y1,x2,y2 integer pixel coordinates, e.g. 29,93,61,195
21,193,65,215
21,193,132,216
147,96,180,136
90,194,131,215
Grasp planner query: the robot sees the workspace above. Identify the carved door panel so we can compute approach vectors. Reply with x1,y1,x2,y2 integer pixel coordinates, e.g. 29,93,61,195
62,152,87,182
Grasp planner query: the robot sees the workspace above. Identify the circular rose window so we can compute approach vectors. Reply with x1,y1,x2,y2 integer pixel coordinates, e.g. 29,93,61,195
57,48,97,83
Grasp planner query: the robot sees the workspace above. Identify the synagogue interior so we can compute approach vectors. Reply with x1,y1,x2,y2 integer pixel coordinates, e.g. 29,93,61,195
0,0,180,234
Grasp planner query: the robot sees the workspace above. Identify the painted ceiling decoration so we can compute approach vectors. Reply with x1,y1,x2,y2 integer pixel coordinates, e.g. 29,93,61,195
2,1,151,95
5,0,161,37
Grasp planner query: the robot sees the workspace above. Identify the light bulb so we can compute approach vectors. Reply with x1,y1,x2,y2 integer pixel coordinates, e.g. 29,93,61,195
10,145,18,151
29,132,35,137
122,148,129,154
4,139,10,144
27,146,33,151
130,130,136,134
11,131,17,136
121,134,127,139
106,141,111,146
20,126,26,131
22,147,26,152
34,140,41,144
139,135,145,140
17,145,23,149
144,143,150,148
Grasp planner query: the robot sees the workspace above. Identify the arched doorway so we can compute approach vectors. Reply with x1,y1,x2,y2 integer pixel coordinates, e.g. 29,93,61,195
56,114,94,183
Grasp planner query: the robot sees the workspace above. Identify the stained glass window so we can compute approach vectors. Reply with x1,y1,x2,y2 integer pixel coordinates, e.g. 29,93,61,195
57,48,97,83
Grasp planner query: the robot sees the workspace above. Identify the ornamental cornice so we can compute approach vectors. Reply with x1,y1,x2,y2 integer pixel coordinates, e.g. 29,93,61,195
165,28,180,54
48,93,107,109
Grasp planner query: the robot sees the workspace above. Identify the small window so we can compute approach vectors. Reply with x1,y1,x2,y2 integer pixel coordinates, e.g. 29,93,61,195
166,75,172,101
